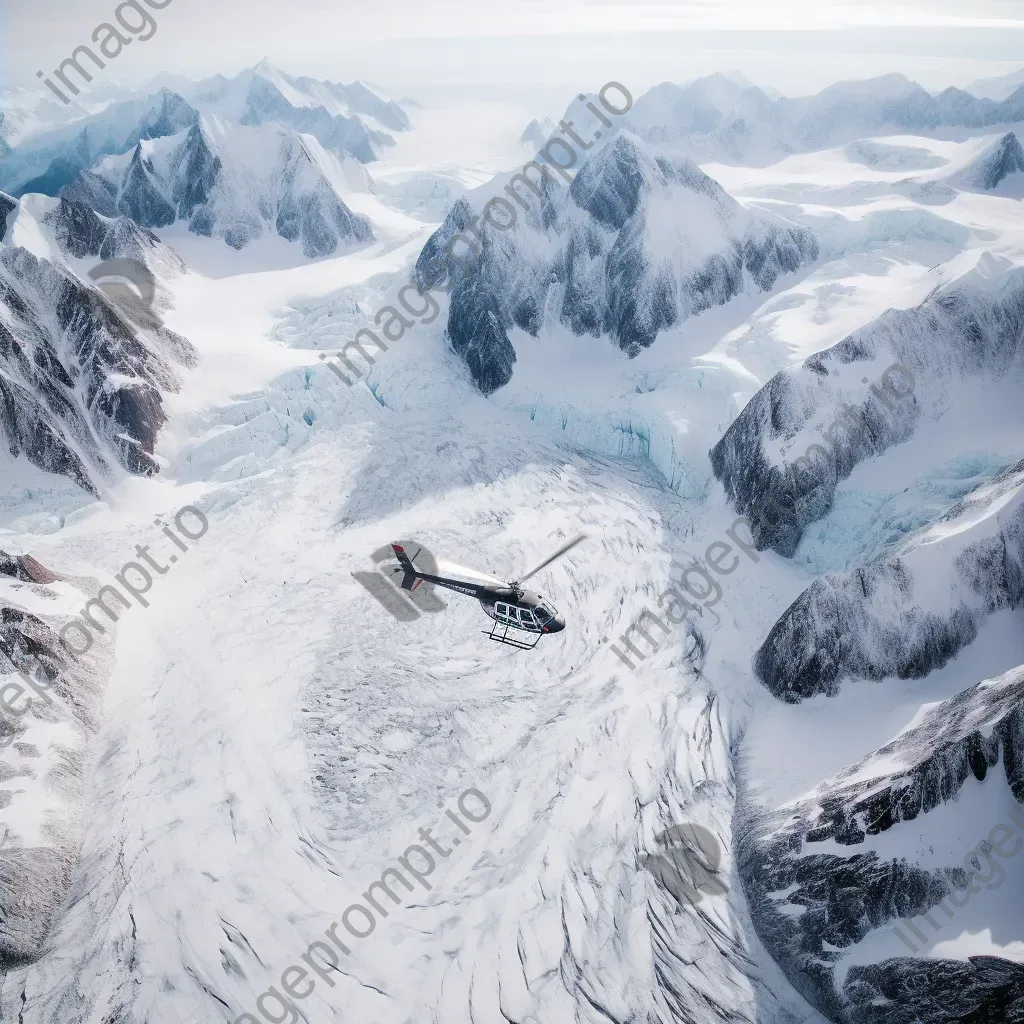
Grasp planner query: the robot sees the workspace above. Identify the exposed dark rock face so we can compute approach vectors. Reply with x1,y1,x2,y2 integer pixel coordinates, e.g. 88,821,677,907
710,265,1024,556
753,459,1024,702
240,76,389,164
275,169,374,259
0,244,196,492
947,131,1024,191
983,132,1024,188
118,146,178,229
58,170,118,218
0,551,58,584
414,132,818,393
0,190,17,222
738,666,1024,1024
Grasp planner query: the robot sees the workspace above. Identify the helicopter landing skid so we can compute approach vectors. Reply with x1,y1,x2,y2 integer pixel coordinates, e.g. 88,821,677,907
484,620,543,650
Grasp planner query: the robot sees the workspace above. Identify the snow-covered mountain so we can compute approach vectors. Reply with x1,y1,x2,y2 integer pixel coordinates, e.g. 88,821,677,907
711,252,1024,557
414,131,818,392
0,191,196,493
0,87,104,152
82,117,374,256
939,131,1024,193
738,460,1024,1023
740,662,1024,1024
968,66,1024,102
1,61,1024,1024
615,73,1024,165
181,60,409,162
0,89,200,199
754,457,1024,700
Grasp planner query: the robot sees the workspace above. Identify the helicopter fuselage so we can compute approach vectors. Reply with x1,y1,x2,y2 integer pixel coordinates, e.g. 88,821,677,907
390,544,567,634
478,587,565,634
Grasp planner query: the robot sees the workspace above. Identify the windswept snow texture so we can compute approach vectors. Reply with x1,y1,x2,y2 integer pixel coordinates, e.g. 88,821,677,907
88,118,374,256
843,140,946,172
739,665,1024,1024
710,255,1024,558
415,131,817,393
0,560,111,966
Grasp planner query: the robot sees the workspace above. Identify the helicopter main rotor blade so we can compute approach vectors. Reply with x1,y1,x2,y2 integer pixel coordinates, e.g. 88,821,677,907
515,534,588,586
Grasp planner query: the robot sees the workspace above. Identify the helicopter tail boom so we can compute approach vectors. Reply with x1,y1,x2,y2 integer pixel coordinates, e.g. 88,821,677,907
391,544,424,591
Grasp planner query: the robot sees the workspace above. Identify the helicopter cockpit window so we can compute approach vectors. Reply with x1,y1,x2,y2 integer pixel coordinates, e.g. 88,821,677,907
534,602,556,623
518,607,538,629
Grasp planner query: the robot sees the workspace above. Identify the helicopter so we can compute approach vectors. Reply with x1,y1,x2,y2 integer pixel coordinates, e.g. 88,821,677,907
389,535,587,649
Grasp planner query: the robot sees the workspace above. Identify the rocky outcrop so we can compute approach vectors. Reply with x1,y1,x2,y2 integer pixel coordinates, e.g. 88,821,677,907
945,132,1024,191
0,244,196,492
739,666,1024,1024
414,132,818,393
753,459,1024,701
710,257,1024,557
0,551,58,584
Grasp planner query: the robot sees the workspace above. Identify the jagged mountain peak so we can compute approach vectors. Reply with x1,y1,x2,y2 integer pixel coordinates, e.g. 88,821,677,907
415,133,817,390
0,89,199,199
86,116,374,256
924,130,1024,193
568,131,731,232
0,241,196,491
179,64,408,160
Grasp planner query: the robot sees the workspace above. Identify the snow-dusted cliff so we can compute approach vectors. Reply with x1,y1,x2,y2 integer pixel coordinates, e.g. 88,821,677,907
711,253,1024,557
415,131,817,393
86,118,374,256
739,665,1024,1024
0,200,196,492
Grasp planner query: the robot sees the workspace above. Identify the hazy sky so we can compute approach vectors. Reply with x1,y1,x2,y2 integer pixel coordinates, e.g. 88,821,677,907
3,0,1024,102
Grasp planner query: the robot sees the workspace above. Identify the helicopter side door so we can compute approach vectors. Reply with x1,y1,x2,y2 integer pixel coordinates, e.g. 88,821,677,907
494,601,518,626
494,602,541,632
